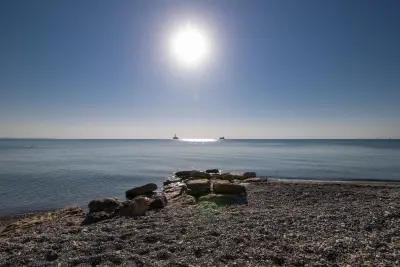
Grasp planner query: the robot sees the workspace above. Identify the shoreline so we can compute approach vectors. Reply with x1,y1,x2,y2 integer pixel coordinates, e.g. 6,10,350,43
2,178,400,220
1,180,400,266
1,178,400,232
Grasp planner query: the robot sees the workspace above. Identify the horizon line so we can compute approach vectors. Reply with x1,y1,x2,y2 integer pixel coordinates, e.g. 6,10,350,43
0,138,399,140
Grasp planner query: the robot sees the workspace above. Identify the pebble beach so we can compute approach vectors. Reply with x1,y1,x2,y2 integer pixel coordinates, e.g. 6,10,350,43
1,179,400,267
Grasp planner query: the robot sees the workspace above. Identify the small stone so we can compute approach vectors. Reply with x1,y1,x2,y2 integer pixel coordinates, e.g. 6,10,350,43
45,250,58,261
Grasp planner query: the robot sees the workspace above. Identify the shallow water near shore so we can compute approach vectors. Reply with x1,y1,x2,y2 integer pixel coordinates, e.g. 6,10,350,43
1,139,400,216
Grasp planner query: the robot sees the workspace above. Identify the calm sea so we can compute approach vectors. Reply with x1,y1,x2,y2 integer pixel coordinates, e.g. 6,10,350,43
0,139,400,216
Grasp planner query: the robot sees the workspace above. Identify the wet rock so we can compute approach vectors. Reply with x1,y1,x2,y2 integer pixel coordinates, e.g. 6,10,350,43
206,169,219,174
117,197,149,217
189,171,211,179
88,198,122,214
243,172,257,178
125,183,157,200
163,177,182,186
175,170,194,179
213,180,246,195
186,179,211,197
81,211,113,225
198,194,246,205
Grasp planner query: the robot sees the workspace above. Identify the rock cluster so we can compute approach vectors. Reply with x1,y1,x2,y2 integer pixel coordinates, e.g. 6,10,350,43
83,169,259,225
82,184,166,225
162,169,260,206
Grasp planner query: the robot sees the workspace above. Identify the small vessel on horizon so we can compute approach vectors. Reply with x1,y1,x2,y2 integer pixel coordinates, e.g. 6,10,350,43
173,134,179,140
219,137,225,140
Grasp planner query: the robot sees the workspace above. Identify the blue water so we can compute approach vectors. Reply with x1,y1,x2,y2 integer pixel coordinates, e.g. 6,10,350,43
1,139,400,216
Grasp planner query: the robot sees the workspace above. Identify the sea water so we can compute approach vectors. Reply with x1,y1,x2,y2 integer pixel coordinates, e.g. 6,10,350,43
0,139,399,215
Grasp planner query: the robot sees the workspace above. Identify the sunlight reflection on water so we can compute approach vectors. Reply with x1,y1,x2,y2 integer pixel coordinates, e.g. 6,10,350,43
180,139,218,143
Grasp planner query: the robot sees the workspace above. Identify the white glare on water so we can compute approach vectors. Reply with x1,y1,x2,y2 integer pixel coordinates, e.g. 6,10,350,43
180,139,218,142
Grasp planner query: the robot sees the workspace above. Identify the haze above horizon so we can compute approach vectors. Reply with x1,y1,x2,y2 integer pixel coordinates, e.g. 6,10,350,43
1,0,399,139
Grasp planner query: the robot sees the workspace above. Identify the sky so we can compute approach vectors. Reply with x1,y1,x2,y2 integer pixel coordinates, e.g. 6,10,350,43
0,0,399,139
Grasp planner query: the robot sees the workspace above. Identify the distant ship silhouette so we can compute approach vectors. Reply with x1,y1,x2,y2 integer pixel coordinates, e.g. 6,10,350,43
219,137,225,140
173,134,179,140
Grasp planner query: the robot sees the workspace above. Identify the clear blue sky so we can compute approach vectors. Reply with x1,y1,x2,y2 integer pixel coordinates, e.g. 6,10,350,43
1,0,399,138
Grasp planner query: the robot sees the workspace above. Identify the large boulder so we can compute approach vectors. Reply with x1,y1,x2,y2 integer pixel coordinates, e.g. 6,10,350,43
175,170,194,179
206,169,219,174
186,179,211,197
198,194,246,205
243,172,257,179
125,183,157,200
88,198,122,214
118,197,149,217
81,211,113,225
213,180,246,195
189,171,211,179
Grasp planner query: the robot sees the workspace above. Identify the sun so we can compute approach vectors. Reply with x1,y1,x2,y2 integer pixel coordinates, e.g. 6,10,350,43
170,24,209,67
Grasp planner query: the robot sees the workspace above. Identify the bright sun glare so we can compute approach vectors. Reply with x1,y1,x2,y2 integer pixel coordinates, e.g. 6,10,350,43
170,24,209,67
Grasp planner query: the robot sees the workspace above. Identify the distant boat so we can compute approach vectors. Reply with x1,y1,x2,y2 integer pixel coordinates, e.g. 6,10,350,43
219,137,225,140
173,134,179,140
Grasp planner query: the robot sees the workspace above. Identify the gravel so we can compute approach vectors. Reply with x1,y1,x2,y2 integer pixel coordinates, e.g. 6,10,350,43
1,181,400,266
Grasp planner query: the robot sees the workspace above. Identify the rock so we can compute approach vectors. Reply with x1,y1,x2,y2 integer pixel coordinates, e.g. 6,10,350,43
169,193,197,206
163,180,172,186
45,250,58,261
189,171,211,179
231,173,247,180
198,194,247,205
206,169,219,174
117,197,149,217
210,173,222,179
81,211,113,225
243,172,257,178
221,173,234,181
175,170,194,179
213,180,246,195
125,183,157,200
88,198,122,214
164,184,185,201
163,176,182,186
150,192,168,204
149,193,167,210
149,198,166,210
186,179,211,197
243,177,268,183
